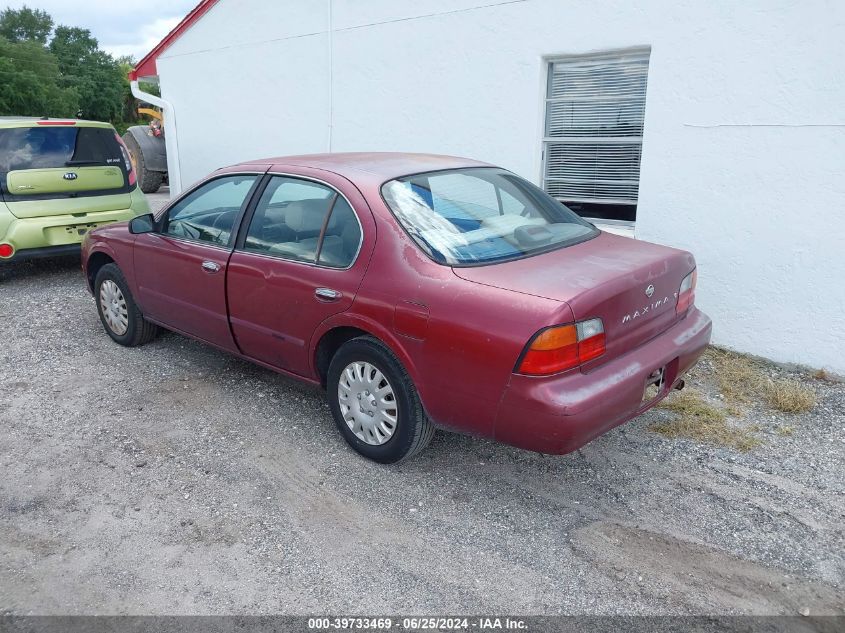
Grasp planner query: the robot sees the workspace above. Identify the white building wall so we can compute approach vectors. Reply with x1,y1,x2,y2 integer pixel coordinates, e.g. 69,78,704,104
157,0,845,373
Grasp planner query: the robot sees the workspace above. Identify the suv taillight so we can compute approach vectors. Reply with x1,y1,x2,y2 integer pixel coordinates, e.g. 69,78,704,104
516,318,606,376
114,133,137,187
676,269,697,314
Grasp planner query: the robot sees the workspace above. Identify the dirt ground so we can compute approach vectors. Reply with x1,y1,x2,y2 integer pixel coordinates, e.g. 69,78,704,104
1,199,843,615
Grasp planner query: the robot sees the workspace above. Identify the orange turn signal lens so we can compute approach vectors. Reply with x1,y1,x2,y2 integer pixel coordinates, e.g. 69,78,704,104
530,324,577,350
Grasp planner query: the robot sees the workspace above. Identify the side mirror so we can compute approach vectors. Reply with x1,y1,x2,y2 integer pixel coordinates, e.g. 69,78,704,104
129,213,156,234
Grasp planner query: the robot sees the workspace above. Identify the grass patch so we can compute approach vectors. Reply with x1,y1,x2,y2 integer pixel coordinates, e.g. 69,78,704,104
812,368,840,383
704,347,765,404
651,347,816,450
764,379,816,413
651,390,761,452
812,368,830,381
704,347,817,414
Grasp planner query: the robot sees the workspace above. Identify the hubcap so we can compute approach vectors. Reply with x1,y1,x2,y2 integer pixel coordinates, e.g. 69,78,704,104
99,279,129,335
338,361,397,445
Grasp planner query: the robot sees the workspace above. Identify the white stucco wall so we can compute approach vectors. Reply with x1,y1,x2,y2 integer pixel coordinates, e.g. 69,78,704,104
156,0,845,373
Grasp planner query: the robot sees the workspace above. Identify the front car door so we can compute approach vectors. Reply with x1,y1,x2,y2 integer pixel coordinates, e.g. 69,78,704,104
226,168,374,377
134,171,263,351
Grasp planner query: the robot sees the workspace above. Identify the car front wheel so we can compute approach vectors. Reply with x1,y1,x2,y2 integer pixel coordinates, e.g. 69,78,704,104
94,263,158,346
327,336,434,463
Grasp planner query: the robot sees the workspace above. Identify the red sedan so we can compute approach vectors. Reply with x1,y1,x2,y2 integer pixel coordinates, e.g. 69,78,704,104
81,153,712,463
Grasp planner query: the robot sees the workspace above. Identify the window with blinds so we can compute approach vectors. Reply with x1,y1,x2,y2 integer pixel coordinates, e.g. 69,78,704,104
542,49,650,223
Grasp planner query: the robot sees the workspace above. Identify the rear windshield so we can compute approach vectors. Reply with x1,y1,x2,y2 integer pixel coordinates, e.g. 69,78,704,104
0,125,129,195
381,167,598,266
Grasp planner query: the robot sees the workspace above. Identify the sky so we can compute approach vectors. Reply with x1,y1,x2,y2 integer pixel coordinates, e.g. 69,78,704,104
3,0,199,61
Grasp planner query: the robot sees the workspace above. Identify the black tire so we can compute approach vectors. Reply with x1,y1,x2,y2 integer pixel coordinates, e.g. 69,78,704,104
139,170,164,195
94,263,158,347
123,132,164,194
327,336,435,464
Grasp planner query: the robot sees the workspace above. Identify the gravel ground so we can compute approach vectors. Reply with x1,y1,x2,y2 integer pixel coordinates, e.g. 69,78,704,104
1,193,843,615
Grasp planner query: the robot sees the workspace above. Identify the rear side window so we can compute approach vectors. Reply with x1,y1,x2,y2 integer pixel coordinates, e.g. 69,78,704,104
319,197,361,268
0,125,129,197
241,176,362,268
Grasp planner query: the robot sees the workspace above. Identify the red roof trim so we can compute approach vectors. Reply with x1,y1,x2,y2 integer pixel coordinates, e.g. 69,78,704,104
128,0,220,81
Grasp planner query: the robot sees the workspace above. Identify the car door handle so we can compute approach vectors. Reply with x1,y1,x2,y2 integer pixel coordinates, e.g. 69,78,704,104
201,260,220,273
315,287,342,302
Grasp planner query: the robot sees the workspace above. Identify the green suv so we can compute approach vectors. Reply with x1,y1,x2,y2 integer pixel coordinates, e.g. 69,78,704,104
0,117,149,262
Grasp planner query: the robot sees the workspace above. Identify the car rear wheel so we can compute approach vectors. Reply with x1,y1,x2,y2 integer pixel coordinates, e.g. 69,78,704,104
94,263,158,346
327,336,434,463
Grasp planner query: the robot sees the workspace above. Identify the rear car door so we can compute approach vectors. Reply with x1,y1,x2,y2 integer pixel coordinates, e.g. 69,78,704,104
134,172,262,350
226,170,373,377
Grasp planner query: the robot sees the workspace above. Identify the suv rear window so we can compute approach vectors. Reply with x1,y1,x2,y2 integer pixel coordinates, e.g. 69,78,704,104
381,167,598,266
0,126,129,196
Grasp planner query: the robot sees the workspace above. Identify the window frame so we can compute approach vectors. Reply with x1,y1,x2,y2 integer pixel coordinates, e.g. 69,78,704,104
155,172,264,251
539,47,651,226
233,173,364,270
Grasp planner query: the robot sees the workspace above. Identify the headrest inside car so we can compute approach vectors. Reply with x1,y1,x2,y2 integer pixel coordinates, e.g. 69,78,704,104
285,199,328,233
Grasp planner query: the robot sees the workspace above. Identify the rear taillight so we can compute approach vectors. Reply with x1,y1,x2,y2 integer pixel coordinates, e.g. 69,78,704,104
0,243,14,258
517,318,606,376
676,269,697,314
114,133,137,187
36,120,76,126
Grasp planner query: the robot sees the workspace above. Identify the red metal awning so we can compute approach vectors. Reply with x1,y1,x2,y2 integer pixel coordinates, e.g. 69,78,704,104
128,0,220,80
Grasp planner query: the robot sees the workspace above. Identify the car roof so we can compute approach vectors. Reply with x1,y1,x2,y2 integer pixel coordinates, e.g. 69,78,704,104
241,152,495,180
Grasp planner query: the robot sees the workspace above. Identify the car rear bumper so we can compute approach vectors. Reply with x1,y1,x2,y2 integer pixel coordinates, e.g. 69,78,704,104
493,307,713,454
0,243,82,262
0,208,140,262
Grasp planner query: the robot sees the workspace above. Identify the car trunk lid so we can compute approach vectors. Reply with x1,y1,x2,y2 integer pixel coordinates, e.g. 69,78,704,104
452,232,696,368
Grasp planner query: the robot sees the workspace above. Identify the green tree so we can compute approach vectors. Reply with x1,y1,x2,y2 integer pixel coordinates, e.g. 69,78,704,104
0,5,53,44
49,26,124,121
0,36,78,116
49,25,98,70
0,9,138,125
117,55,138,122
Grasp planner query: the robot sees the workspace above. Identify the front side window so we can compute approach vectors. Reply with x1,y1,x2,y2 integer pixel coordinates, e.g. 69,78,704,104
382,167,597,266
242,176,361,268
164,175,258,246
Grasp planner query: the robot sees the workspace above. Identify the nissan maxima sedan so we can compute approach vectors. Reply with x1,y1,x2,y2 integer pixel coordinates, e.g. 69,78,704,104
81,153,712,463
